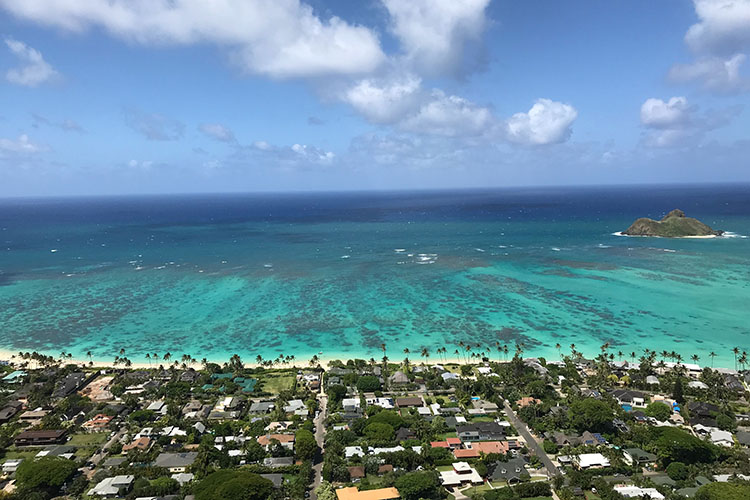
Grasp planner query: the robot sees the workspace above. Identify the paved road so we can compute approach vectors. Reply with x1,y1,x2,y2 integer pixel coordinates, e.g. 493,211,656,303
89,426,126,466
310,386,327,500
503,400,560,478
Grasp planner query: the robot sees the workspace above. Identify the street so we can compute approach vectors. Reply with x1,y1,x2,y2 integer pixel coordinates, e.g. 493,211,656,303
503,400,560,478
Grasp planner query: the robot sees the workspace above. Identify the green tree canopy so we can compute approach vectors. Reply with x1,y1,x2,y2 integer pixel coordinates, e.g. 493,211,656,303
356,375,381,392
15,456,78,497
295,428,317,460
695,482,750,500
193,470,274,500
568,398,613,433
654,427,719,465
393,471,442,500
645,402,672,421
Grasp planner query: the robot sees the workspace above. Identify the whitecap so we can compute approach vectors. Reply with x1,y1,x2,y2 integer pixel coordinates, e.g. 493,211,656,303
340,255,350,259
50,249,58,253
475,248,485,253
394,249,406,253
663,249,676,253
551,247,561,252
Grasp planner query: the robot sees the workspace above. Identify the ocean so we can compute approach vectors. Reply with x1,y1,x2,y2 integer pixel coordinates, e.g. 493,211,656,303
1,184,749,368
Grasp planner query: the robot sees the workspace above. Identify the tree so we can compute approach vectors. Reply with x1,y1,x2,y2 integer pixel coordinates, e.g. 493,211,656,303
666,461,689,481
194,470,274,500
314,481,337,500
364,422,395,443
295,428,317,460
673,376,685,404
645,402,672,421
356,375,381,392
394,471,442,500
654,427,719,465
568,398,613,433
15,456,78,497
695,482,750,500
327,384,347,406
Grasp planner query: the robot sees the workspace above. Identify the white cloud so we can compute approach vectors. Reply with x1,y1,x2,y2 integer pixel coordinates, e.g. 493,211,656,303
639,96,740,147
127,159,154,169
0,0,385,79
4,37,58,87
344,76,423,124
198,123,235,142
291,143,335,163
640,97,690,128
669,54,749,92
382,0,490,76
685,0,750,55
400,90,493,137
505,99,578,145
0,134,45,153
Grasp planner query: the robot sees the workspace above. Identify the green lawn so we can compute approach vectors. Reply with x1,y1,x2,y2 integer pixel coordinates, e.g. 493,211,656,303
69,433,108,447
259,373,295,394
3,450,39,460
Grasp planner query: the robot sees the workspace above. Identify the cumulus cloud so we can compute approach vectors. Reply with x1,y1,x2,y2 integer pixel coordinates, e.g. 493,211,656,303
343,76,423,124
198,123,235,143
640,97,691,128
241,140,334,165
400,90,493,137
669,54,750,92
0,134,45,153
505,99,578,145
0,0,384,79
382,0,491,77
685,0,750,55
124,109,184,141
4,37,58,87
342,77,493,137
640,96,740,147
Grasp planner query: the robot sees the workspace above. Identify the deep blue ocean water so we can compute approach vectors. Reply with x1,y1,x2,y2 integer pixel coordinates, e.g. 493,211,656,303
1,184,749,367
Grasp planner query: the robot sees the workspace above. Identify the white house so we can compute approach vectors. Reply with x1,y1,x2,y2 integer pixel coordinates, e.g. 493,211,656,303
439,462,484,487
88,475,134,497
574,453,611,469
709,429,734,447
614,486,665,499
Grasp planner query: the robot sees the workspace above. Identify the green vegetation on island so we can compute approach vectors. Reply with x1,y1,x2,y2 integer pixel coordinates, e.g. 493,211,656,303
622,209,723,237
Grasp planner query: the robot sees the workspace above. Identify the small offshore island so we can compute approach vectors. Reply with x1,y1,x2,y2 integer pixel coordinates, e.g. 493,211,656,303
622,209,724,238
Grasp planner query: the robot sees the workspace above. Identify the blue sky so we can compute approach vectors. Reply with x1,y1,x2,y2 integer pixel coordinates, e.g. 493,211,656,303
1,0,749,196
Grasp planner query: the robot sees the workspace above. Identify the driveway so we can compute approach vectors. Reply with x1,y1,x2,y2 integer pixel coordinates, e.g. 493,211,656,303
503,400,560,477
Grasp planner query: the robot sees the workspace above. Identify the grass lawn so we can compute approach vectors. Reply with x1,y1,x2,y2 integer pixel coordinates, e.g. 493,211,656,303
69,433,108,447
260,373,295,394
469,416,495,422
3,450,39,460
435,431,458,440
460,483,493,496
585,493,602,500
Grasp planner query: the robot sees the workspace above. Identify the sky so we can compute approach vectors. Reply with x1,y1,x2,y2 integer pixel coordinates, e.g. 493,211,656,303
1,0,749,196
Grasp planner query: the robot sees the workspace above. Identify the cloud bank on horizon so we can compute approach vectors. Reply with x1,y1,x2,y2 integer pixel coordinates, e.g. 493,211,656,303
0,0,749,195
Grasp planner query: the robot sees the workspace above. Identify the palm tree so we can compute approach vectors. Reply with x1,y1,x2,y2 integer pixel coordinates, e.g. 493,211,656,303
163,352,171,363
86,351,93,364
256,355,263,365
420,347,429,365
403,348,410,357
617,351,623,362
691,354,699,364
555,343,561,359
570,344,576,357
119,348,126,356
733,347,740,370
709,351,717,367
503,344,509,361
145,353,151,366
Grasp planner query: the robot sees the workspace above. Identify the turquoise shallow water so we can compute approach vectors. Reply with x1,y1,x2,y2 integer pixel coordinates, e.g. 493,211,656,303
0,186,749,367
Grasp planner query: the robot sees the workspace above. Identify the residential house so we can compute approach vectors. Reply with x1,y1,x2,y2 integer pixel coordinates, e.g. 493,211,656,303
611,389,646,408
248,402,275,414
439,461,484,487
574,453,611,469
614,486,665,499
456,422,505,442
263,457,294,468
88,475,134,497
348,466,366,480
516,397,541,408
153,452,199,473
335,486,401,500
395,397,422,408
0,401,23,424
490,457,529,484
388,371,409,385
623,448,657,467
14,429,67,446
123,437,152,453
82,413,113,431
257,434,295,451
